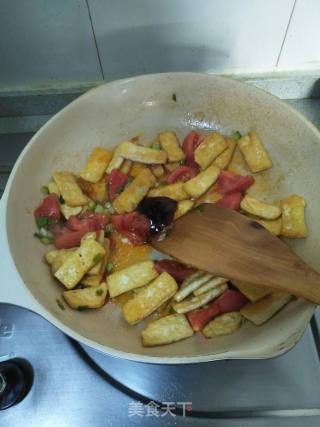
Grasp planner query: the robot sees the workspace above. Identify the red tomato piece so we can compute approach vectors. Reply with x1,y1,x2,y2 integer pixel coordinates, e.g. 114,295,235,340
216,192,242,211
34,194,61,220
217,170,254,195
53,212,108,249
182,131,204,165
108,169,128,201
186,303,220,331
215,289,249,314
165,165,198,184
154,260,196,284
112,212,150,245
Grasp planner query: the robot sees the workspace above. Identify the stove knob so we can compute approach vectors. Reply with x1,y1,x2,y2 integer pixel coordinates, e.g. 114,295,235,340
0,360,33,410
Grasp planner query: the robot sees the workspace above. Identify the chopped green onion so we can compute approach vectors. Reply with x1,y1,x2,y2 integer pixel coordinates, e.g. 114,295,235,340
36,216,48,228
48,218,59,225
151,142,161,150
179,159,187,165
105,263,113,273
104,223,113,237
93,254,103,264
94,204,104,213
172,93,177,102
41,186,49,195
96,288,103,296
74,284,86,290
59,195,65,204
77,305,89,311
128,176,134,183
56,299,65,310
40,237,53,245
195,204,204,213
116,186,125,195
104,202,115,214
232,131,242,140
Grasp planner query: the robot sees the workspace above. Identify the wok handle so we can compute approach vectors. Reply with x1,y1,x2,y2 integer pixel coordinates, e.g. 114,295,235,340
0,194,42,313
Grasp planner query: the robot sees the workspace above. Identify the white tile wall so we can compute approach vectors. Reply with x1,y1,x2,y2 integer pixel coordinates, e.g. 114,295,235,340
0,0,102,88
278,0,320,70
87,0,295,79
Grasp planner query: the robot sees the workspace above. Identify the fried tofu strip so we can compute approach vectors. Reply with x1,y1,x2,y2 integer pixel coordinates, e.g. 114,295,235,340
183,164,220,198
150,164,165,178
81,274,103,287
174,272,213,302
60,204,82,220
113,168,156,213
106,144,125,173
148,182,188,201
213,138,237,169
142,314,193,346
280,195,307,238
122,272,178,324
63,282,107,309
202,312,243,337
255,218,282,236
47,181,60,196
193,277,227,296
174,200,194,220
53,171,88,206
240,292,292,325
159,132,185,162
172,283,228,314
107,261,158,298
80,147,112,183
240,195,281,220
54,239,106,289
194,132,228,170
130,162,148,177
232,280,271,302
120,159,132,174
77,177,107,204
165,162,180,172
45,249,76,273
238,132,272,173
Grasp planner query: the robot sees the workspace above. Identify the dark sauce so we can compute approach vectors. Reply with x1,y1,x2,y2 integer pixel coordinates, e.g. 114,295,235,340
137,197,177,234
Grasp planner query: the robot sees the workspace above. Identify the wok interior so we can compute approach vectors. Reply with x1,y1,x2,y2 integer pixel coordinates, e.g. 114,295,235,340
5,73,319,361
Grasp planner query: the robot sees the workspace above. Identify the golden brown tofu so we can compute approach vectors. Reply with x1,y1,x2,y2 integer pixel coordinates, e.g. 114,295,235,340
53,171,88,206
122,272,178,324
63,282,107,309
202,312,243,337
45,248,77,273
77,177,108,204
233,280,271,302
213,138,237,169
81,274,103,287
113,168,156,213
164,162,180,172
193,277,227,296
183,164,220,198
194,189,222,207
172,283,228,313
174,272,213,302
159,132,185,162
240,195,281,220
148,182,188,201
194,132,228,170
238,132,272,173
120,159,132,174
280,195,307,238
240,292,292,325
150,164,165,178
106,144,125,173
174,200,194,220
54,239,106,289
60,204,82,220
130,162,148,177
142,314,194,346
107,261,158,297
255,218,282,236
80,147,112,183
47,181,60,196
113,141,167,165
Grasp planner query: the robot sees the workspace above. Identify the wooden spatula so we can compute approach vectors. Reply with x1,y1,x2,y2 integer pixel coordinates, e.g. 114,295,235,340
152,204,320,304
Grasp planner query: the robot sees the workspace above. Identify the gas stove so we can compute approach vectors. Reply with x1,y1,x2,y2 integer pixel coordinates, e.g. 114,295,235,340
1,83,320,426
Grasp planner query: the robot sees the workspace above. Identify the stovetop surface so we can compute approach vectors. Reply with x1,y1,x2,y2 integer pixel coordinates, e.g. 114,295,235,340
1,89,320,426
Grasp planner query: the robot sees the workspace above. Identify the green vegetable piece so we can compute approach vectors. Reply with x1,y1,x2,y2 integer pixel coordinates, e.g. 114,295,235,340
41,186,49,195
94,204,104,213
77,305,89,311
172,93,177,102
93,254,103,264
179,159,186,165
36,216,48,229
195,204,204,213
59,195,65,204
96,288,103,296
56,299,65,310
151,142,161,150
232,131,242,140
105,263,113,273
104,224,113,237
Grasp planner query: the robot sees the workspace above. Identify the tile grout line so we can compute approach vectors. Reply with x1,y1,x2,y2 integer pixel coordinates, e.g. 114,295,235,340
276,0,298,67
85,0,105,80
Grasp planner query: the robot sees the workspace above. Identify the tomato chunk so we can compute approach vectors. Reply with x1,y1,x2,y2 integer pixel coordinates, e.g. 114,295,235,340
108,169,128,201
182,131,204,165
34,194,61,220
215,289,249,313
54,212,108,249
112,212,150,245
154,260,196,284
217,170,254,195
165,165,198,184
216,192,242,211
186,303,220,331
